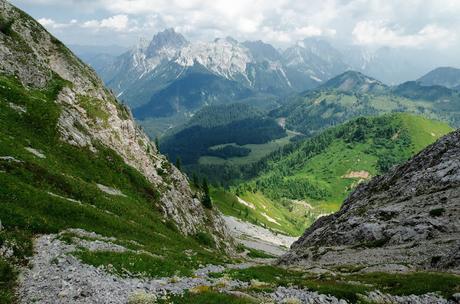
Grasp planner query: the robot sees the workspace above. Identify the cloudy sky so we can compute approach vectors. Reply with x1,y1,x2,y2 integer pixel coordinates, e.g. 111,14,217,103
9,0,460,52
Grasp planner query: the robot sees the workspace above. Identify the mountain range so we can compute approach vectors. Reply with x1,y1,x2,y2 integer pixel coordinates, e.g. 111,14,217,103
86,29,460,137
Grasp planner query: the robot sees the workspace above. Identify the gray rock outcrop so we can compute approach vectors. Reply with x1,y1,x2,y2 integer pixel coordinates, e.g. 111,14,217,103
280,130,460,272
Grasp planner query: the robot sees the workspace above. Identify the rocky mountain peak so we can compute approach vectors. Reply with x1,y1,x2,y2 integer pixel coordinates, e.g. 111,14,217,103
242,40,281,62
280,129,460,272
145,27,188,58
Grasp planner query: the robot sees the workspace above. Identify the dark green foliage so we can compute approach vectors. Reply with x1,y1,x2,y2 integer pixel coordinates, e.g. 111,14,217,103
245,248,276,259
234,114,414,202
191,172,199,188
206,145,251,159
377,154,405,173
271,77,460,135
161,103,286,164
175,156,182,171
393,81,457,101
155,137,160,151
0,17,14,36
429,208,445,217
194,232,215,248
0,258,16,304
201,178,212,209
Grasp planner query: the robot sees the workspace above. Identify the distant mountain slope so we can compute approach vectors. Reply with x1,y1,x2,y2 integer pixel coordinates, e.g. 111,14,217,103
319,70,387,94
133,70,255,119
418,67,460,89
392,81,458,101
280,128,460,273
160,103,286,164
271,71,460,135
281,38,349,87
232,114,452,232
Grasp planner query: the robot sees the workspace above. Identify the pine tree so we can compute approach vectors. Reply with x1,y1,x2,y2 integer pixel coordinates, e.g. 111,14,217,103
155,137,160,151
192,172,199,187
175,156,182,171
201,178,212,209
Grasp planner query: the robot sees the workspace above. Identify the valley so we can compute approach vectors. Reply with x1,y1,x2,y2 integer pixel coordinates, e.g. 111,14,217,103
1,0,460,303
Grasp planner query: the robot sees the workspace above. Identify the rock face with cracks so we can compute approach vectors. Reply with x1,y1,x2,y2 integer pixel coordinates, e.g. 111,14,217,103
280,130,460,272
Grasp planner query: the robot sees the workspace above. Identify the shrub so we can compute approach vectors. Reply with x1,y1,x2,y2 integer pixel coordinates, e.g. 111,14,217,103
194,232,215,248
429,208,445,217
0,18,14,36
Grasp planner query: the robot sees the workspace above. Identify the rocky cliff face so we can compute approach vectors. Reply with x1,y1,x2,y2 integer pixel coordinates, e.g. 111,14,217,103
0,0,231,247
280,130,460,273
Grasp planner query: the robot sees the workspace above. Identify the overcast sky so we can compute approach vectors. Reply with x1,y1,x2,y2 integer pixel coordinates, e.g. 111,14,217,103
9,0,460,53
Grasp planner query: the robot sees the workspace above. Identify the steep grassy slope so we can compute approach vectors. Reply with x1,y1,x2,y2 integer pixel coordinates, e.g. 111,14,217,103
216,114,452,236
0,2,232,302
0,73,230,303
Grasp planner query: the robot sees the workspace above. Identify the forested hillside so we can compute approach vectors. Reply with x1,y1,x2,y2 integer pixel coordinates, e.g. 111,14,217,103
271,71,460,135
160,103,286,164
213,114,453,233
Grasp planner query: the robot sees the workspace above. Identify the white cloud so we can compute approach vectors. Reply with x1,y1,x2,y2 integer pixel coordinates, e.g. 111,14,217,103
82,15,130,32
352,20,455,48
37,17,69,29
11,0,460,51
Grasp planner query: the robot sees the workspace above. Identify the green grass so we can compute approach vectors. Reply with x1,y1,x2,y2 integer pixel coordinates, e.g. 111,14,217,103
0,73,229,300
77,94,110,126
224,265,460,303
158,290,256,304
75,250,199,278
400,114,453,149
245,247,276,259
0,258,16,304
198,131,296,166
